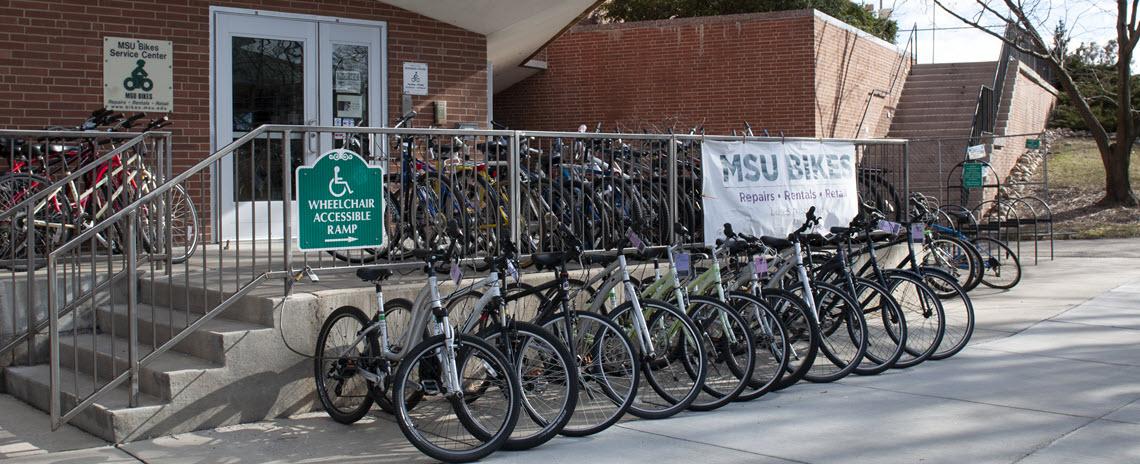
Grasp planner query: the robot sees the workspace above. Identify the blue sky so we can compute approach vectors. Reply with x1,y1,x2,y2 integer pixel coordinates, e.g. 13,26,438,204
890,1,1123,63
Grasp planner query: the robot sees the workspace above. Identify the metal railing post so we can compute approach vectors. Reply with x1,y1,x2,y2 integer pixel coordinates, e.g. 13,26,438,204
283,130,294,294
668,135,678,242
47,252,59,430
903,141,911,220
24,202,35,365
127,210,139,407
509,132,521,246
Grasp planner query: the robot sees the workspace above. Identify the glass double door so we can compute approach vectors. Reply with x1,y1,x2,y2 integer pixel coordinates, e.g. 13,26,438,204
215,11,384,241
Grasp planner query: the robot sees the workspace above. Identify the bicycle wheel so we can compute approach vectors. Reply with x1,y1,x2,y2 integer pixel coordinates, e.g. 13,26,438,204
884,271,945,368
541,310,639,437
608,299,706,420
724,292,790,401
685,296,755,411
475,322,577,451
921,269,975,360
393,333,521,463
800,282,868,383
920,237,982,293
850,277,907,375
314,306,377,424
2,174,74,271
762,289,821,390
975,237,1022,289
138,184,199,264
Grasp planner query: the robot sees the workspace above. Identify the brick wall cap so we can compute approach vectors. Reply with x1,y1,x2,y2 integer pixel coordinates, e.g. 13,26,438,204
1015,60,1059,96
570,8,814,32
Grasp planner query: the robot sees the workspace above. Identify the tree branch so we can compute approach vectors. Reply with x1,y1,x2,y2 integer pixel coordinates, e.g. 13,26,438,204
931,0,1052,61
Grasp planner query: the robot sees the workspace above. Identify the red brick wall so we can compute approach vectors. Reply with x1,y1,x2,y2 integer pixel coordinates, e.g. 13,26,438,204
494,9,908,138
813,14,910,138
493,10,818,135
0,0,486,239
0,1,487,135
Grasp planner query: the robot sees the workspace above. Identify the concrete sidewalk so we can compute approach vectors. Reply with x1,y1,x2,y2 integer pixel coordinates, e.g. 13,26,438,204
2,238,1139,464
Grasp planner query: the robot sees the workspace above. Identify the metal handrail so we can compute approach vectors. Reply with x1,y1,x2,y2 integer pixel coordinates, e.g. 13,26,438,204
0,131,170,361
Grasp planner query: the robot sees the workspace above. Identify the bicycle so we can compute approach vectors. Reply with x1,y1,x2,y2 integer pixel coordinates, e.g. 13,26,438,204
313,225,522,463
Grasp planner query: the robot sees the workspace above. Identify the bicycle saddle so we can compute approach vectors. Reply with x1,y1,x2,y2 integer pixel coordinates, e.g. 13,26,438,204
356,267,393,282
801,233,831,248
581,254,617,266
411,249,451,262
761,236,792,250
531,252,567,269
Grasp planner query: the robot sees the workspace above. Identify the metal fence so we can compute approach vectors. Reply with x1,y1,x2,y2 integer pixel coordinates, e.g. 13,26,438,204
0,130,171,366
906,131,1054,262
32,124,910,428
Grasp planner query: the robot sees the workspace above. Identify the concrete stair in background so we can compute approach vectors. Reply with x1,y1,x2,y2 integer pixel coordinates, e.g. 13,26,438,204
888,61,997,140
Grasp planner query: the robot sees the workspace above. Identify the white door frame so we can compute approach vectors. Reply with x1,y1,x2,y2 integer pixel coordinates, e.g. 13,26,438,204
209,6,388,242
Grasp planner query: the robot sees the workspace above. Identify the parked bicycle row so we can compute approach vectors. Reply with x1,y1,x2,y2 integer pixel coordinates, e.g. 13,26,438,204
314,198,998,462
328,113,908,267
0,108,198,269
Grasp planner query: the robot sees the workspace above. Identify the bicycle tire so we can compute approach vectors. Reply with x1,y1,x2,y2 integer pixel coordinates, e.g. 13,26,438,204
685,296,755,411
393,333,521,463
540,310,639,437
850,277,907,375
884,270,945,369
799,281,868,383
720,292,789,401
314,306,377,424
475,321,577,451
975,237,1022,289
921,268,975,360
752,289,819,391
608,299,707,420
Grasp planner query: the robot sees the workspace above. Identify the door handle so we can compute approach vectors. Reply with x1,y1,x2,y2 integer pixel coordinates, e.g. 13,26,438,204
307,119,318,155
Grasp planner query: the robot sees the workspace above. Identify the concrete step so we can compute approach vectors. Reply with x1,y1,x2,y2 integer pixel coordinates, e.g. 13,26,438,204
902,74,996,87
95,303,271,365
899,86,989,98
909,61,996,74
892,112,975,125
894,99,980,111
59,332,219,401
3,364,164,442
138,276,278,327
887,128,975,139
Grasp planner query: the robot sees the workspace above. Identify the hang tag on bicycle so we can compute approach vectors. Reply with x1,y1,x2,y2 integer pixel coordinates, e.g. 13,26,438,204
910,223,926,243
878,220,902,235
675,252,691,278
754,255,769,276
627,228,646,253
450,262,463,285
506,260,520,283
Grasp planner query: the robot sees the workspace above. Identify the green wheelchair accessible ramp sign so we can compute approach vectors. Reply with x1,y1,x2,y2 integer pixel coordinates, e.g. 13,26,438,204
296,149,384,251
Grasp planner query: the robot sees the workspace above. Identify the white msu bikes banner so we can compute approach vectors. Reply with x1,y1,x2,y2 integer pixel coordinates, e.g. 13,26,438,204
702,139,857,245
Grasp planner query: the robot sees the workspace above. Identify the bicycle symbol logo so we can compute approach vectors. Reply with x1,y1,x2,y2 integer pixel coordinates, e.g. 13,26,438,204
123,59,154,92
328,166,353,198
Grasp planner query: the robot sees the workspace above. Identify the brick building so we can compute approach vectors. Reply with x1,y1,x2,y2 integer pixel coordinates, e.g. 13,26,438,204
0,0,598,240
494,9,912,138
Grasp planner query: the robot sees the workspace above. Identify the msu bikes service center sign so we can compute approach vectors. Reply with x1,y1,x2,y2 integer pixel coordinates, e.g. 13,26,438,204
104,37,173,112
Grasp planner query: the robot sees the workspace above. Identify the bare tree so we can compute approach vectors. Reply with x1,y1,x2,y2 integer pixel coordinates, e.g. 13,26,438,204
934,0,1138,207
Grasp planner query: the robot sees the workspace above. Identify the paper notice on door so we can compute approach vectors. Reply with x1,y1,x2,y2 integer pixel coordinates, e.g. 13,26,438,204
336,95,363,118
335,70,362,94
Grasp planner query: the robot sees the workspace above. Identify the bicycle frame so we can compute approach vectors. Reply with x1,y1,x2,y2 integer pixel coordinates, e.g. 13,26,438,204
578,253,658,356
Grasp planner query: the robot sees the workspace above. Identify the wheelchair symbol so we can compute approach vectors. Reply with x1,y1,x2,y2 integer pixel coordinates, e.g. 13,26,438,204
329,166,353,198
